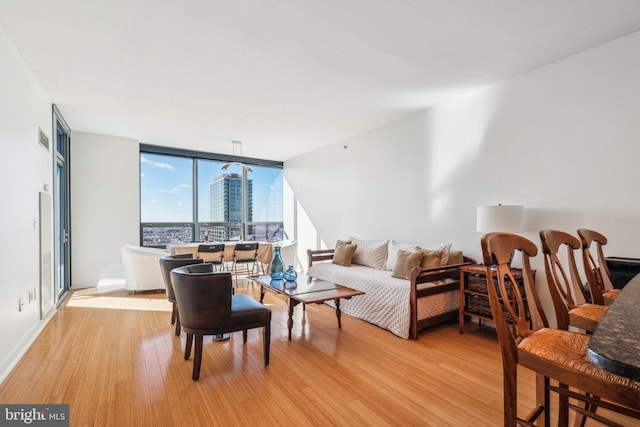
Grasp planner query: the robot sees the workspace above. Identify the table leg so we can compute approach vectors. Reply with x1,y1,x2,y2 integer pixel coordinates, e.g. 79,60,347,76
287,298,294,341
260,284,265,303
335,299,342,328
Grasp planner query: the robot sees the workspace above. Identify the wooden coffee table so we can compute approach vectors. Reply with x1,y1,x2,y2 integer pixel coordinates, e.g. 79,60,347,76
249,274,364,341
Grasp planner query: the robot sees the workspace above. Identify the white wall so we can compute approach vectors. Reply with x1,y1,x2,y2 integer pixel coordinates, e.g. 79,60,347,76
286,31,640,323
3,19,639,383
71,131,140,287
0,26,54,381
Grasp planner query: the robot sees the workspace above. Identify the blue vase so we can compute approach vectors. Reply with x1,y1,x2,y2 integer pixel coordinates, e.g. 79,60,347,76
284,265,297,282
270,246,285,280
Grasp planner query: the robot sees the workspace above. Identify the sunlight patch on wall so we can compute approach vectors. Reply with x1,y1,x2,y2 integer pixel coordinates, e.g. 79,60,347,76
296,199,324,252
424,87,500,222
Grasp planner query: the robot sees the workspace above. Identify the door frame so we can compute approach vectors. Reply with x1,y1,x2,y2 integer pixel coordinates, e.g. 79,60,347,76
53,104,71,304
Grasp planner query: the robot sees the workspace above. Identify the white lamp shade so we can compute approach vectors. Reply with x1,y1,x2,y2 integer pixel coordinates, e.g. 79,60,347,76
476,205,524,232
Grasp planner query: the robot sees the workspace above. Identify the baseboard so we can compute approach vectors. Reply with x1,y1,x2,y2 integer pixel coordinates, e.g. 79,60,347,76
0,308,57,385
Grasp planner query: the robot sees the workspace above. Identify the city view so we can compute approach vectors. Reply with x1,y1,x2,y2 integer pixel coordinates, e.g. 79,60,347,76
142,223,284,247
140,153,284,247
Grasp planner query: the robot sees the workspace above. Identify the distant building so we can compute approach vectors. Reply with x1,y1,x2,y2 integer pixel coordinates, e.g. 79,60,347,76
209,173,253,241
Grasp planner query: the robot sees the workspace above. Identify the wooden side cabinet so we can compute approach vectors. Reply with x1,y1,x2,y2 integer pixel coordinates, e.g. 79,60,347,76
459,264,533,334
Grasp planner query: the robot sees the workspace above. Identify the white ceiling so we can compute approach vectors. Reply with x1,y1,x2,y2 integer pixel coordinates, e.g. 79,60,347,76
2,1,640,161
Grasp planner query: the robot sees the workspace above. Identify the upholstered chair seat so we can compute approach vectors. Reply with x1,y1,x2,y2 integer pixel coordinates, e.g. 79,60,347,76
171,264,271,380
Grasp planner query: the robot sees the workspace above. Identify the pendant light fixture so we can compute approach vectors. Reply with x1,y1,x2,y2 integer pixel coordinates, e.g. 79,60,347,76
221,140,253,172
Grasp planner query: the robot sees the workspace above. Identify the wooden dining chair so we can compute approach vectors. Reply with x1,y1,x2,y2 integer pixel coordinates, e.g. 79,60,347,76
170,264,271,380
577,229,621,305
481,232,640,426
196,243,225,271
539,230,607,333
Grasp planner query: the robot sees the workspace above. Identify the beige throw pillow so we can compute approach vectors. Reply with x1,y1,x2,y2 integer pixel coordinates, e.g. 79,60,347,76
418,243,452,269
333,241,357,267
391,250,424,280
385,240,421,270
421,250,443,269
447,250,464,265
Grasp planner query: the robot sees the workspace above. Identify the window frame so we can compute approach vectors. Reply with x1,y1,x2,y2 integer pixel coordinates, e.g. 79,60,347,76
139,144,283,247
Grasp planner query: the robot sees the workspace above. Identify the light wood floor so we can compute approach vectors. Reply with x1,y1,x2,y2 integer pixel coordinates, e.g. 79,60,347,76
0,284,632,426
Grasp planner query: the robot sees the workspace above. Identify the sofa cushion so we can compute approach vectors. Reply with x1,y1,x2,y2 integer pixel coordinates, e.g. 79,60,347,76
447,250,464,265
418,243,452,268
349,237,389,269
391,250,423,280
385,240,421,271
421,250,443,269
333,241,357,266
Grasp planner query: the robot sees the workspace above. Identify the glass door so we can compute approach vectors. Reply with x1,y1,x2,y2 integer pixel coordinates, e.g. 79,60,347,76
53,105,71,303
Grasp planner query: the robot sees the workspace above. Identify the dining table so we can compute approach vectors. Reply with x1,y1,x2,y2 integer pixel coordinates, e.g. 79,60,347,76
586,273,640,381
167,241,274,267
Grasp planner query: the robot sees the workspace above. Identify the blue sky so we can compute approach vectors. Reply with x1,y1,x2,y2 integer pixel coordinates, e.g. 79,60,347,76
140,153,283,223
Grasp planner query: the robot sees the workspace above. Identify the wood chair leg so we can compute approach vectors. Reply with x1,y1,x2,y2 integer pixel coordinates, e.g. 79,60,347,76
538,373,550,427
558,383,569,427
263,324,270,366
170,302,177,325
572,393,599,427
503,362,517,426
185,333,193,360
192,335,203,381
175,311,181,336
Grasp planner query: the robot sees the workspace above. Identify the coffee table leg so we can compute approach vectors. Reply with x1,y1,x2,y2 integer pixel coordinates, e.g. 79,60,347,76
287,299,294,341
335,299,342,328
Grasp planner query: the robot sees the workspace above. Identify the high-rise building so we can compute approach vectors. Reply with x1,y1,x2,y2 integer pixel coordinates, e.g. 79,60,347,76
209,173,253,241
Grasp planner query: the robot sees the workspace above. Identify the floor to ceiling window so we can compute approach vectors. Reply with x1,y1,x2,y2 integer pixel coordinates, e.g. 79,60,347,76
140,145,284,247
53,105,71,303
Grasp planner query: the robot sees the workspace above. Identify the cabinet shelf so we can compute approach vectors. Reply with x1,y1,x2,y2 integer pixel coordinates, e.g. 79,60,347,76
459,265,533,334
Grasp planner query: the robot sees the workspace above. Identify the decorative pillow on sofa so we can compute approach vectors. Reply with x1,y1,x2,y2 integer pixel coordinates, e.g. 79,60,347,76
417,243,452,269
385,240,421,271
421,250,443,269
349,237,389,269
332,241,357,267
447,250,464,265
391,249,424,280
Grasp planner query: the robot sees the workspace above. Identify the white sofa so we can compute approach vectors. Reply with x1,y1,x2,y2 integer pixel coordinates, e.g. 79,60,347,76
307,238,472,339
121,245,168,292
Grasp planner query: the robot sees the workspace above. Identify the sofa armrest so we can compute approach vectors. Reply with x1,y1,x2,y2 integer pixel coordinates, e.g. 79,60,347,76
408,256,475,339
307,248,335,269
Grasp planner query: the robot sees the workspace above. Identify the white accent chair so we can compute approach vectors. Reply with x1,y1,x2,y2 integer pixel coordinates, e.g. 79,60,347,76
121,245,168,292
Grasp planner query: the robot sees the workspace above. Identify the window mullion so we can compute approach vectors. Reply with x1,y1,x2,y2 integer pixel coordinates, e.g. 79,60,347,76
193,158,199,241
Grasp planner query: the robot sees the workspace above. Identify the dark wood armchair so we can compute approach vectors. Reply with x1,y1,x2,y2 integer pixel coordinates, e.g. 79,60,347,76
170,264,271,380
